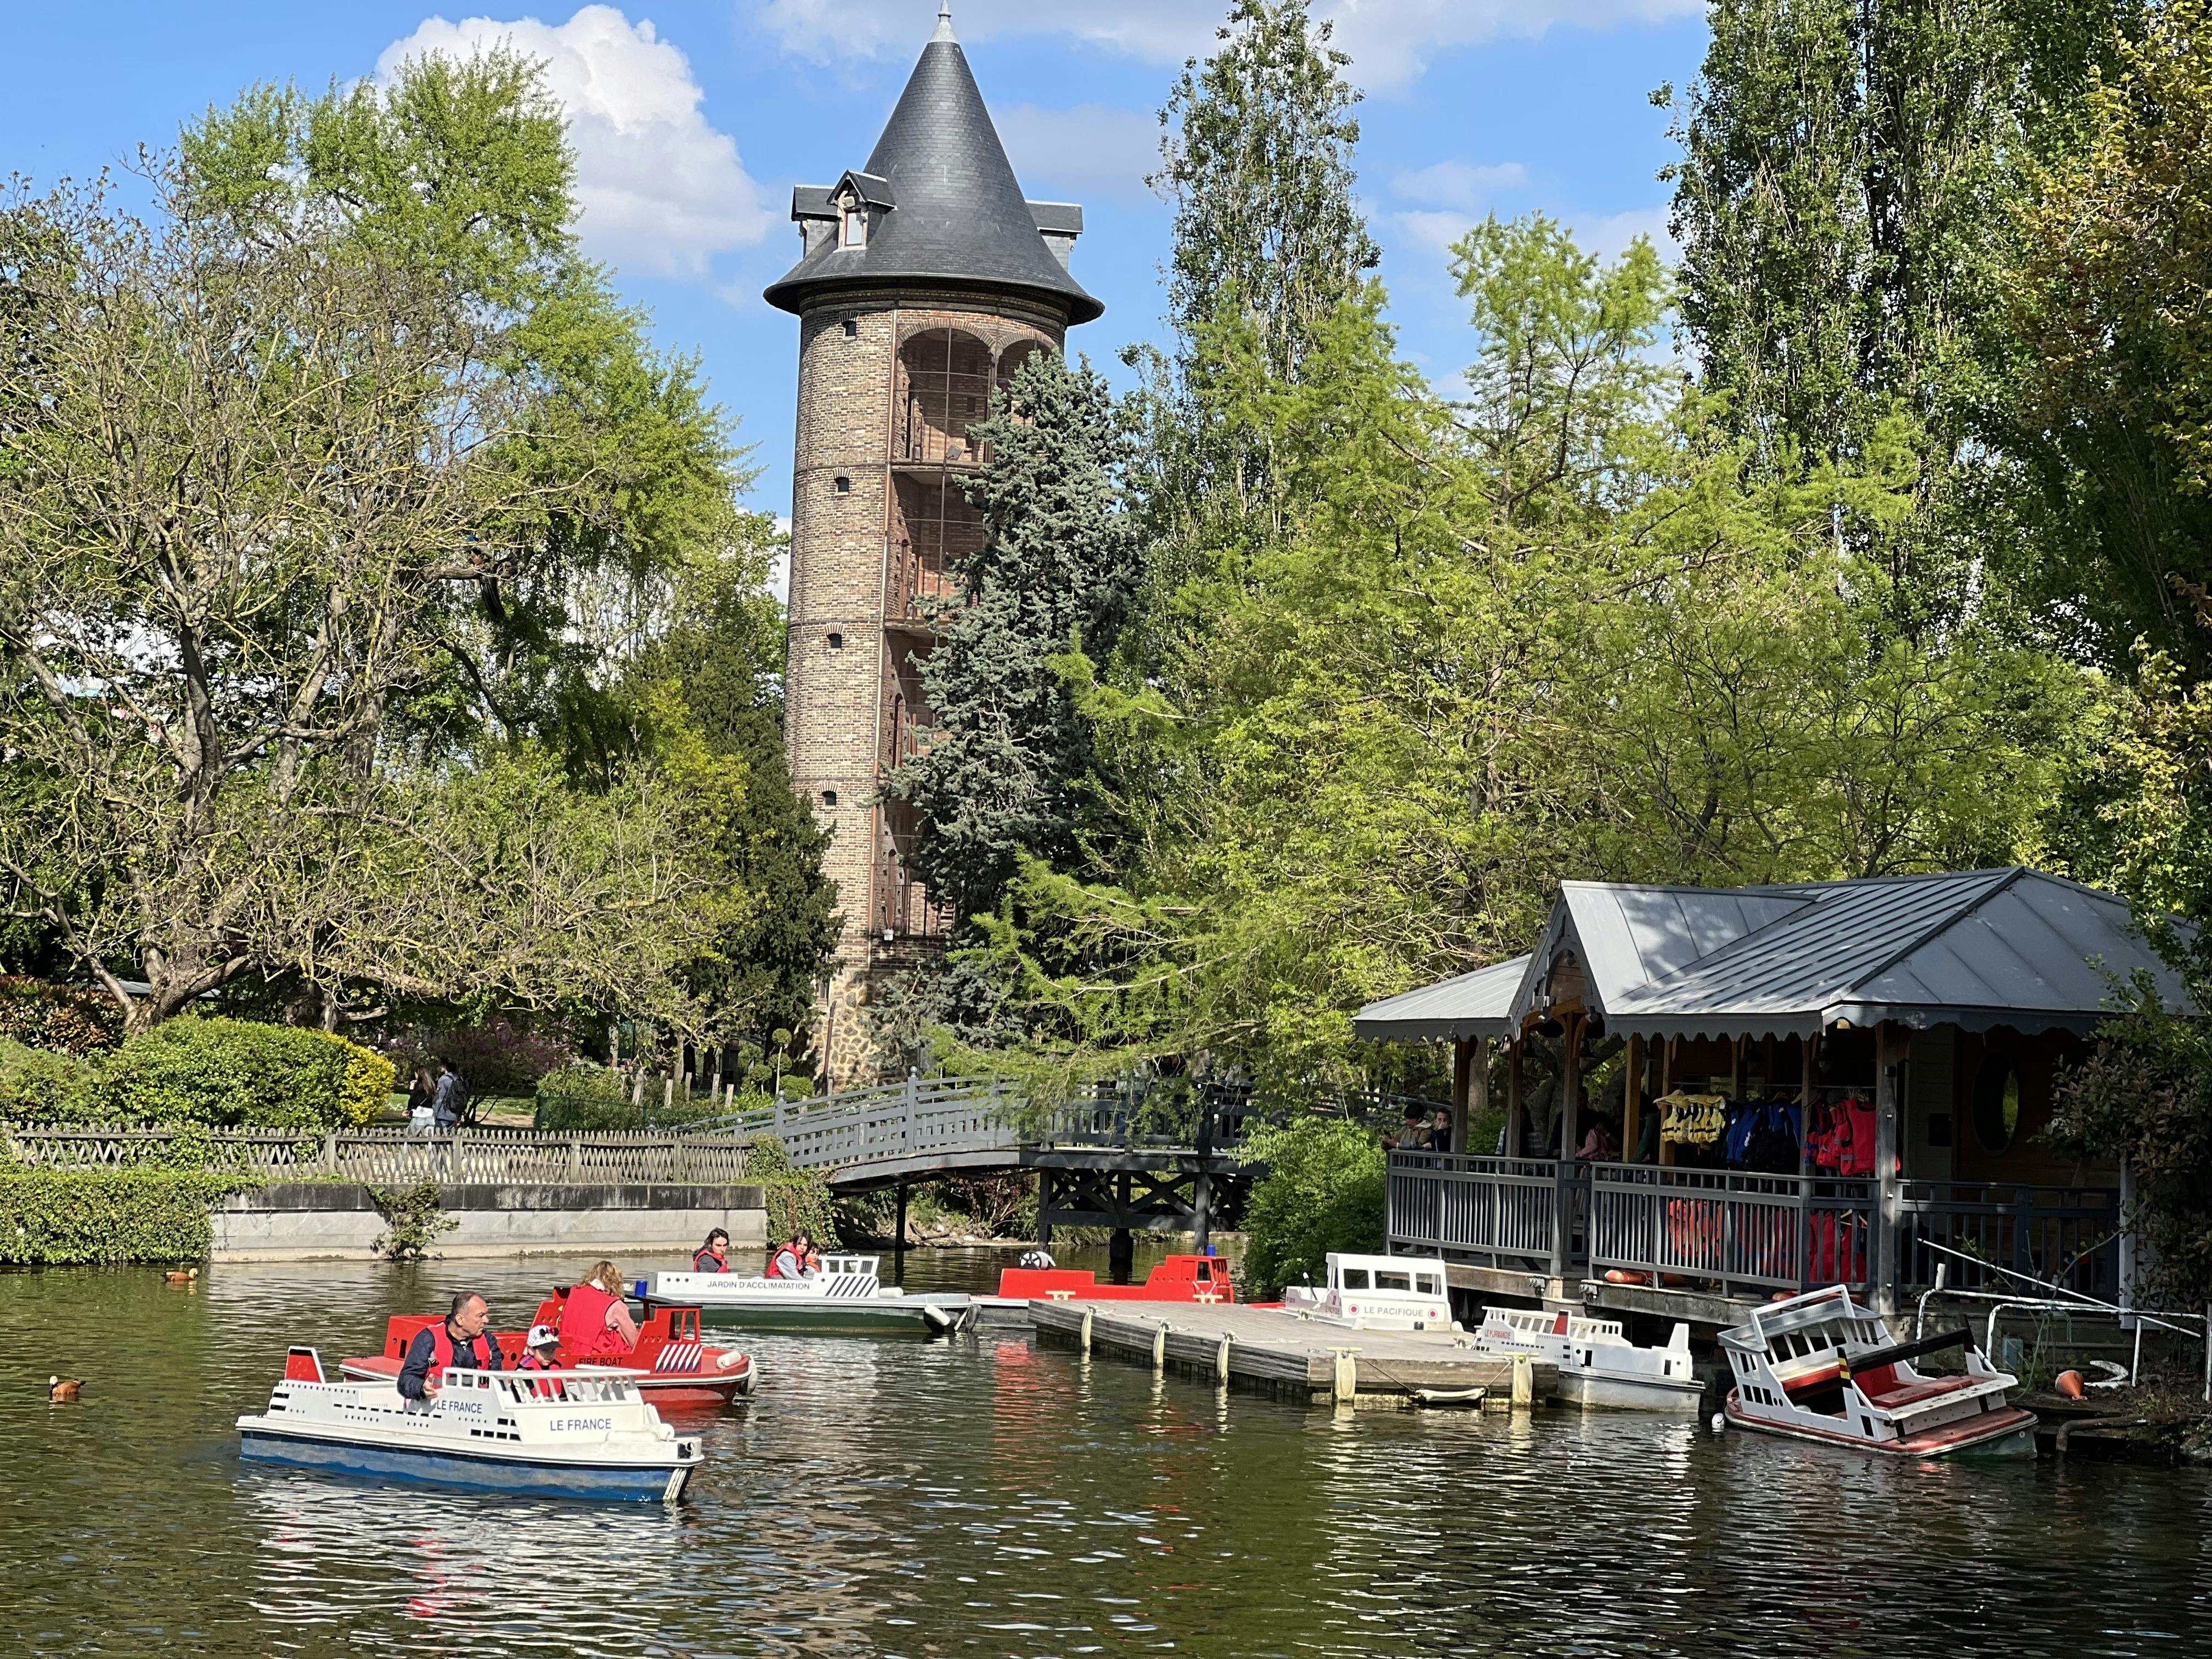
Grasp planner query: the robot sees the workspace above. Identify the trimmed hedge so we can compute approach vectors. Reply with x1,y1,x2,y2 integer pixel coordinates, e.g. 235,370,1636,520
0,1039,101,1124
98,1017,394,1130
0,1169,253,1263
0,977,123,1055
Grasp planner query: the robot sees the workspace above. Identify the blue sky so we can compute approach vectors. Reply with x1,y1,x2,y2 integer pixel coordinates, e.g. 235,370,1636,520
2,2,1711,573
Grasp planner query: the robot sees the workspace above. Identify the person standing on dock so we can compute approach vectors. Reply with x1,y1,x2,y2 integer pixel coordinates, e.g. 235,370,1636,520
397,1293,504,1401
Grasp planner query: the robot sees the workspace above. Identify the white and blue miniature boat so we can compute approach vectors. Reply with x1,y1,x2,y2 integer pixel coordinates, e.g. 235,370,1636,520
646,1254,972,1334
237,1348,702,1503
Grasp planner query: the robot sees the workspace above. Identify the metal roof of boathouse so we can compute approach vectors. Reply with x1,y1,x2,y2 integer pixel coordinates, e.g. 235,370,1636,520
1353,867,2192,1044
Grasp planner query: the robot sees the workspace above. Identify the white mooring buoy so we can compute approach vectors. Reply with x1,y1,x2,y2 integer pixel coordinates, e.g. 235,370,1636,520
1710,1411,1726,1434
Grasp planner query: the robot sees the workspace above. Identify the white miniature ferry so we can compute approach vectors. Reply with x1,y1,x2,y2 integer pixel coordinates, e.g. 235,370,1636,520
1719,1285,2036,1458
646,1255,973,1334
238,1348,702,1503
1471,1307,1705,1412
1279,1252,1456,1331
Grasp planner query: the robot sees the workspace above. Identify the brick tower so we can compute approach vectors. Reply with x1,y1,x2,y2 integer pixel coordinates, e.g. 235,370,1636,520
765,3,1102,1082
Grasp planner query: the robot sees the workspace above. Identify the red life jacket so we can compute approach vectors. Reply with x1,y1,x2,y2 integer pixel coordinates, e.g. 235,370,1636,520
424,1322,499,1376
561,1282,629,1360
764,1247,797,1280
516,1351,556,1372
1835,1096,1878,1176
693,1246,727,1274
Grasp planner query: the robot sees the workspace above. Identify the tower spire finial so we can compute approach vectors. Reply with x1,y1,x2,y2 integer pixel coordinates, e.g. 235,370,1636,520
933,2,956,44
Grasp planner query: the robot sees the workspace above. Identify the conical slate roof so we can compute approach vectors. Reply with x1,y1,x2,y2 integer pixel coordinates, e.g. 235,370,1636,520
764,24,1102,323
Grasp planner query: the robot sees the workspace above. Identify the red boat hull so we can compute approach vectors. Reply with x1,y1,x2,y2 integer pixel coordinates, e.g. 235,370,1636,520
998,1254,1235,1305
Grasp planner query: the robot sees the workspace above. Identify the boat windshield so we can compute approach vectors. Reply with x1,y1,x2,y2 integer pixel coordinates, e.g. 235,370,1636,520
1375,1271,1412,1291
1340,1268,1370,1290
1415,1273,1442,1296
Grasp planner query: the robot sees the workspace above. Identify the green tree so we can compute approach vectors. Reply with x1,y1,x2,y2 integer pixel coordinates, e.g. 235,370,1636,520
1237,1117,1386,1299
0,53,750,1032
887,351,1138,925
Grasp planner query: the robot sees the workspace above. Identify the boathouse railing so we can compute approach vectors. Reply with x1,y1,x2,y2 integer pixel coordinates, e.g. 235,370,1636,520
1584,1165,1876,1297
1895,1181,2122,1300
1388,1153,2118,1300
3,1126,752,1186
1386,1153,1581,1277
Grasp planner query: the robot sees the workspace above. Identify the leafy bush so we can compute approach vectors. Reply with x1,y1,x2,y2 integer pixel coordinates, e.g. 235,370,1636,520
748,1133,840,1249
369,1180,456,1261
99,1017,393,1130
0,977,123,1055
0,1039,103,1124
0,1169,255,1263
1235,1116,1386,1299
389,1019,575,1098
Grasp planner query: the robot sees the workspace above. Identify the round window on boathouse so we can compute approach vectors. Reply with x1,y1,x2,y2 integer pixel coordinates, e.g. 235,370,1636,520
1971,1053,2021,1155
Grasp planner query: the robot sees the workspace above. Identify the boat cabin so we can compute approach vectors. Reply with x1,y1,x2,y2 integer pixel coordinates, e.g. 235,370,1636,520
1281,1252,1454,1331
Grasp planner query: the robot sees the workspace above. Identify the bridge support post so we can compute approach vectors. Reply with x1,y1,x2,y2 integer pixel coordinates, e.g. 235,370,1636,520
894,1182,908,1257
1108,1227,1133,1284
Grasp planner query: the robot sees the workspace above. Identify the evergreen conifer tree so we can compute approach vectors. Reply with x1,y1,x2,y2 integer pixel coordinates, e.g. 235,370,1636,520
885,351,1137,927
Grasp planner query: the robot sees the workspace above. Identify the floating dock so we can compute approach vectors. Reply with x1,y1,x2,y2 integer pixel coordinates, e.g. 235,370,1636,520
1028,1299,1558,1404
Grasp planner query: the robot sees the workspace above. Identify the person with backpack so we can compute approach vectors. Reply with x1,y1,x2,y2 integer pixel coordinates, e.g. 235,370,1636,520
430,1058,469,1130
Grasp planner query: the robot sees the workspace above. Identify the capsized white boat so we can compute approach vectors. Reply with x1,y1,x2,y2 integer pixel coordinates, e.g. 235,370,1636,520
1719,1285,2037,1458
236,1348,702,1502
646,1255,973,1334
1279,1252,1457,1332
1470,1307,1704,1412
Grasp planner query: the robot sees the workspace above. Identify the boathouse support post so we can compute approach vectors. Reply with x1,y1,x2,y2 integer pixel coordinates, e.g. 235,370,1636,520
1451,1039,1474,1156
1470,1038,1490,1156
1621,1034,1643,1164
1796,1034,1816,1290
1505,1039,1525,1158
1874,1021,1905,1314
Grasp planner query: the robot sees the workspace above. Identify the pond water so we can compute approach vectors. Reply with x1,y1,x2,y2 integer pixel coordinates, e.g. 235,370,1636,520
4,1246,2210,1657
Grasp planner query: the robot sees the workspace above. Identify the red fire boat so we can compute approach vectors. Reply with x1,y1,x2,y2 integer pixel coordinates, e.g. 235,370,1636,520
341,1294,759,1408
995,1254,1237,1305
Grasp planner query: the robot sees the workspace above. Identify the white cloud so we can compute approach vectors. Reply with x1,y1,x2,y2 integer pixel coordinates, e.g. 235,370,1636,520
749,1,1702,89
994,103,1159,203
1392,160,1526,213
381,7,771,280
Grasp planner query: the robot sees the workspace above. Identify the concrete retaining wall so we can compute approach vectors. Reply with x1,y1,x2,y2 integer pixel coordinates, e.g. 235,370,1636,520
210,1182,768,1263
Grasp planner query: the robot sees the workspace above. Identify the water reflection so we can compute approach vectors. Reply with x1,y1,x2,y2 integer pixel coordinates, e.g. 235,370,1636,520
4,1249,2212,1657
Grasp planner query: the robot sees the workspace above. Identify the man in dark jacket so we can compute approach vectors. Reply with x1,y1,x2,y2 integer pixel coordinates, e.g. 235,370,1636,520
398,1291,503,1401
430,1059,469,1130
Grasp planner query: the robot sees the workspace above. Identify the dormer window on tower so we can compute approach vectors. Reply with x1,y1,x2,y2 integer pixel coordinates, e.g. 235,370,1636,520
843,204,866,249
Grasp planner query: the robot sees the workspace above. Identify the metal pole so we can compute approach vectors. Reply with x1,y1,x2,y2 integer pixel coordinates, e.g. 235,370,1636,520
1451,1038,1473,1156
1874,1023,1903,1314
895,1182,908,1258
1193,1098,1215,1255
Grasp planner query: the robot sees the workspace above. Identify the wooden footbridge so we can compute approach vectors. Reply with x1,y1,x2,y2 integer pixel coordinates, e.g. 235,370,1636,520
709,1076,1269,1249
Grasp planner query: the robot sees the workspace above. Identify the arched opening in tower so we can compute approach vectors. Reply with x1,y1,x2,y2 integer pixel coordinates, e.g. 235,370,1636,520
890,473,985,624
898,327,995,465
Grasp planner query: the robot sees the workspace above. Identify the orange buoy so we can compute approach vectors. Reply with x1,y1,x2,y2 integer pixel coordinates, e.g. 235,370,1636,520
1602,1269,1651,1286
2055,1369,2086,1401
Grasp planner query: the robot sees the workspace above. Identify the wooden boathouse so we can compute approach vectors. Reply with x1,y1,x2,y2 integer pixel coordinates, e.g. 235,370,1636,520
1356,868,2191,1324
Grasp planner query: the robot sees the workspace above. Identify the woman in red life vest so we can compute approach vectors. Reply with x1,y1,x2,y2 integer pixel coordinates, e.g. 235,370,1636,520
693,1228,731,1274
764,1234,805,1279
561,1261,640,1362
